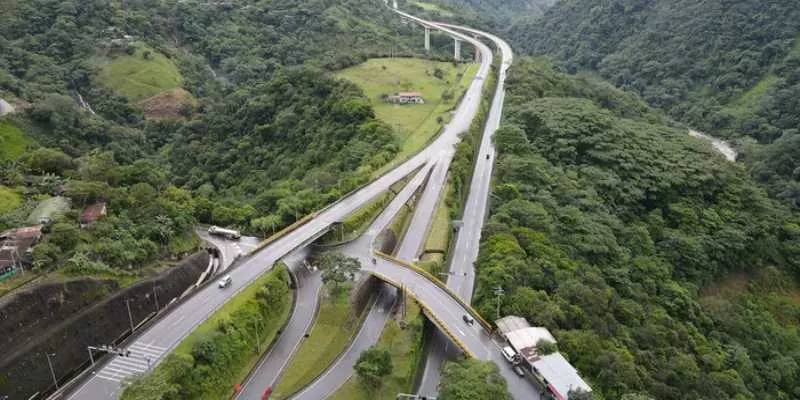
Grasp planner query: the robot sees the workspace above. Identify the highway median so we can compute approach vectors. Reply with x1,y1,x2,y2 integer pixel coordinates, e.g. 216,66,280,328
120,265,293,400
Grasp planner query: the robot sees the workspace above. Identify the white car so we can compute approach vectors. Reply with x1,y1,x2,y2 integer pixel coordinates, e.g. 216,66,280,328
502,346,517,363
218,275,232,288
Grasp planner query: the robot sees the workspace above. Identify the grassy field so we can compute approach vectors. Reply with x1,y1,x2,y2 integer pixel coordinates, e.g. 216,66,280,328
272,283,360,399
97,44,183,102
328,301,424,400
0,120,31,161
0,186,22,213
424,180,452,253
337,58,479,176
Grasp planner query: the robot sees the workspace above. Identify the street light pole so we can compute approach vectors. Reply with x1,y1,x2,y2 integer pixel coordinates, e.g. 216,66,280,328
125,299,135,333
46,353,59,389
152,283,160,311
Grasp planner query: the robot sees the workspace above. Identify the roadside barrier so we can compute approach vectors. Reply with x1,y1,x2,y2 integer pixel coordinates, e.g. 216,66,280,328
248,212,318,255
373,251,493,332
367,270,476,359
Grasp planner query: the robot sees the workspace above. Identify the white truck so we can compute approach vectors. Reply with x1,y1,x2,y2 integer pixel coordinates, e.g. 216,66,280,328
208,225,241,240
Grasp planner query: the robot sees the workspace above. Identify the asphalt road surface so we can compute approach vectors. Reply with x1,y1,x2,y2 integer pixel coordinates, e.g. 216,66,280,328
416,23,516,397
236,165,430,398
196,228,260,271
234,248,322,400
60,8,506,400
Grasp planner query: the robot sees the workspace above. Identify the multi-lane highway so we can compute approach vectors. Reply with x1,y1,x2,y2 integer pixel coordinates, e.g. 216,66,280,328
235,164,432,398
238,14,502,397
59,7,494,399
57,6,532,400
416,23,516,397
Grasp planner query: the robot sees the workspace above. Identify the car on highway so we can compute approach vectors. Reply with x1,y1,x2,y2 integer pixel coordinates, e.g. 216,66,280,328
486,154,490,160
513,365,526,377
502,346,518,363
462,314,475,325
218,275,233,288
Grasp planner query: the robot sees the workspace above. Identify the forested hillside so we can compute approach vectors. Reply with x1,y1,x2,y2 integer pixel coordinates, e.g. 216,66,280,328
476,58,800,399
507,0,800,207
0,0,436,275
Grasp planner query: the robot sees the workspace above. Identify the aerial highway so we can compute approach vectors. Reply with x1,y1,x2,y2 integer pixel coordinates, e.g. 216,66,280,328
237,12,502,396
235,163,433,399
58,7,493,399
416,23,515,397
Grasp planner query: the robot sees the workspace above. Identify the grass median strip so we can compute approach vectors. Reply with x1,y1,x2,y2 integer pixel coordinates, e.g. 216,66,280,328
121,265,293,400
328,301,424,400
271,282,363,399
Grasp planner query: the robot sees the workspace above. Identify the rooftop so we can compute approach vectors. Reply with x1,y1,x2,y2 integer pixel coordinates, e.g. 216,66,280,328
496,315,531,335
81,202,107,224
532,353,592,399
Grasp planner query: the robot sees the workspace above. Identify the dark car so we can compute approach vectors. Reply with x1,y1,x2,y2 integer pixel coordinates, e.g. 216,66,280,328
462,314,475,325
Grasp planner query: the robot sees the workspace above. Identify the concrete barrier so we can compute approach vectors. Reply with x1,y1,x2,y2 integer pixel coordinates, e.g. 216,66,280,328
248,212,318,255
367,270,475,359
374,251,493,332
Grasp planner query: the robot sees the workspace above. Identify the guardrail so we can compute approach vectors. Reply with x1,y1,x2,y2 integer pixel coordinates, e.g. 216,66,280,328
373,251,493,332
248,212,318,256
367,270,476,359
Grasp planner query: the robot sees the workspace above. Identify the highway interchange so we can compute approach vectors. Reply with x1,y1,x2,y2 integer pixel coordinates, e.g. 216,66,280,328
58,6,540,400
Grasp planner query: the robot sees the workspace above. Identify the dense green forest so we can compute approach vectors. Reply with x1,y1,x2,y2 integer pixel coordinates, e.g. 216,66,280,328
506,0,800,207
474,58,800,399
0,0,442,274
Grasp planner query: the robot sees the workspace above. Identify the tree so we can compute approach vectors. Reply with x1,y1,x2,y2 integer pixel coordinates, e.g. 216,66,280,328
536,339,557,355
251,214,282,237
439,359,512,400
26,148,74,175
318,252,361,293
354,347,392,388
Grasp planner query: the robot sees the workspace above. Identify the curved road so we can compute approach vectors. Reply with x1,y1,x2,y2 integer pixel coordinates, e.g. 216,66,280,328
59,7,494,399
235,163,433,399
416,23,516,397
240,11,512,399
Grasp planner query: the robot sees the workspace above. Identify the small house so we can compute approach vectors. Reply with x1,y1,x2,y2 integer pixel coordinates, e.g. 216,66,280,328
80,202,107,228
386,92,425,104
0,226,43,278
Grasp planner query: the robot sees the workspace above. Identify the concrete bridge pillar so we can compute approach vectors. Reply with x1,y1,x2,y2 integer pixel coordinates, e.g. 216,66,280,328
425,26,431,51
454,38,461,61
474,46,480,62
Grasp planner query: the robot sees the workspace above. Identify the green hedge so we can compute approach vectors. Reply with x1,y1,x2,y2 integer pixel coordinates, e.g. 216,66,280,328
121,266,292,400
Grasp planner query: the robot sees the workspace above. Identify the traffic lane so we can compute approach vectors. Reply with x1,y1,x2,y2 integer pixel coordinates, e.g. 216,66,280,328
363,163,433,244
291,284,397,400
196,229,260,270
361,257,493,356
236,253,321,399
416,23,514,393
396,153,454,260
417,329,459,396
65,15,495,399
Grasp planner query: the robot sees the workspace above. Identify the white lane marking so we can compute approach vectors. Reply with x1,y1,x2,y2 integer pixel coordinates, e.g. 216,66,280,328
95,374,122,383
136,342,166,351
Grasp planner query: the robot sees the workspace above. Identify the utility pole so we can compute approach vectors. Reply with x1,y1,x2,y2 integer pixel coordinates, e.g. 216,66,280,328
152,283,160,311
88,347,95,366
125,299,135,333
46,353,59,389
494,286,505,320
